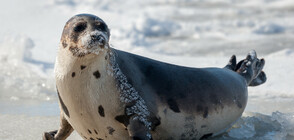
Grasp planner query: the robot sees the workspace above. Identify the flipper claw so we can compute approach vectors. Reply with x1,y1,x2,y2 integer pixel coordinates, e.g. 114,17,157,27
225,50,266,86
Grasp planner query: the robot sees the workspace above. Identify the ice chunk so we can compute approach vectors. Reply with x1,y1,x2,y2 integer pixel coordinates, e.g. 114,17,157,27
0,36,56,101
254,23,285,34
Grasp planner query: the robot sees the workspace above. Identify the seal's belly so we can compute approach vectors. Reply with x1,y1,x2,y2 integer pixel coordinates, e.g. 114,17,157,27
64,93,129,140
151,104,244,140
57,64,129,140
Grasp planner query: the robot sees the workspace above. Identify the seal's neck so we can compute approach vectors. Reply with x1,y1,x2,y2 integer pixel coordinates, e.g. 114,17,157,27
54,45,111,79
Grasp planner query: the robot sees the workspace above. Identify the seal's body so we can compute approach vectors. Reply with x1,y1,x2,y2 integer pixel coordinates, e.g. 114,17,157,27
43,14,266,140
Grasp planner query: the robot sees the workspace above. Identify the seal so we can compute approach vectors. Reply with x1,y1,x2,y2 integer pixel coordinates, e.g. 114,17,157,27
43,14,266,140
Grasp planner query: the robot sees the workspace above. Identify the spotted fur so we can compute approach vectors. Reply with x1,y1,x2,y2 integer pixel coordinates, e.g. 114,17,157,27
45,14,266,140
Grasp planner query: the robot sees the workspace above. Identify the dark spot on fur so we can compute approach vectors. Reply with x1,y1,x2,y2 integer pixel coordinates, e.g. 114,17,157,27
107,126,115,135
97,138,103,140
201,125,207,128
236,100,242,108
70,30,79,43
62,40,68,48
72,72,75,77
69,46,87,57
90,138,94,140
84,136,88,139
57,89,70,118
93,70,101,79
151,117,161,131
88,129,92,134
203,107,208,118
115,115,130,127
94,129,98,134
81,65,86,70
163,108,167,115
98,105,105,117
132,136,143,140
200,133,213,140
105,55,108,60
167,99,180,113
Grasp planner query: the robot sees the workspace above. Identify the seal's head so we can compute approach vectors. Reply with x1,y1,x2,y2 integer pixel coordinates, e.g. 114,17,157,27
61,14,110,57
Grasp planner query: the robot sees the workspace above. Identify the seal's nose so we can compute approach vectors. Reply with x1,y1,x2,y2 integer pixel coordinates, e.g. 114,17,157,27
90,34,105,45
90,34,100,41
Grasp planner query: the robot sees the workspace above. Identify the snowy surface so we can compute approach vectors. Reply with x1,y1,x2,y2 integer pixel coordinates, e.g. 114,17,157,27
0,0,294,139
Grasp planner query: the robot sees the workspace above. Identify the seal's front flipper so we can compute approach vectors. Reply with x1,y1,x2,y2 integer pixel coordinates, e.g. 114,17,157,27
128,116,153,140
236,50,266,86
43,130,57,140
224,55,237,70
43,114,73,140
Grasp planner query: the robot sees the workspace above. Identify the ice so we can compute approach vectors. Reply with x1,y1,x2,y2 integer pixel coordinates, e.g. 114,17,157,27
254,23,285,35
0,36,56,101
127,16,181,46
211,112,294,140
267,48,294,58
0,114,81,140
133,16,180,37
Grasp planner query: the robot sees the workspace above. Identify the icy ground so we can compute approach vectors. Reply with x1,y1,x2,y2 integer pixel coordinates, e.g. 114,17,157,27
0,0,294,139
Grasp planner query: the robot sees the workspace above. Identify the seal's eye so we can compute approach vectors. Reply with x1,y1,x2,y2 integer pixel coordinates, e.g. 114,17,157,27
94,22,107,32
74,22,87,32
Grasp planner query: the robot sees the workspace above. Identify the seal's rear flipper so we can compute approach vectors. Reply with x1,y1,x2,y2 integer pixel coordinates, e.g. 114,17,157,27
236,50,266,86
249,71,267,86
224,55,237,70
235,59,244,71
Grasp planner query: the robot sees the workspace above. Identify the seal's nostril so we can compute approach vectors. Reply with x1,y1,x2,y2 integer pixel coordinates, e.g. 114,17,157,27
90,35,96,40
100,38,105,45
90,35,100,40
89,34,105,46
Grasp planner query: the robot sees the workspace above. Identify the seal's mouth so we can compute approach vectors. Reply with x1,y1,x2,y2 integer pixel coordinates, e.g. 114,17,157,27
81,30,109,53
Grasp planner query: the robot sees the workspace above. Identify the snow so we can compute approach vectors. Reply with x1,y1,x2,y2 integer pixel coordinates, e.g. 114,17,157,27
0,0,294,139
